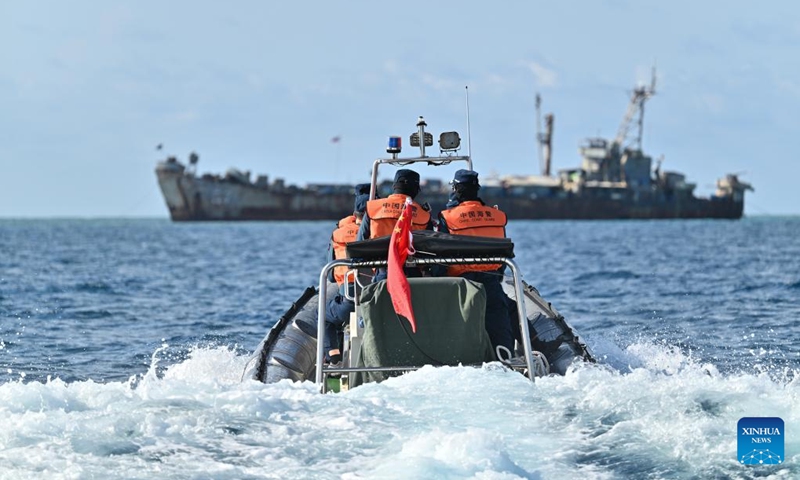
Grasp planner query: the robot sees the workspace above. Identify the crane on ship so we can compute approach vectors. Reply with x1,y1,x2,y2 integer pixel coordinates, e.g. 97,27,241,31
613,67,657,153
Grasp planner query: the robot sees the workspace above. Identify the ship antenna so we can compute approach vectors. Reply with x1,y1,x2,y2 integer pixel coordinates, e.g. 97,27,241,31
465,86,473,163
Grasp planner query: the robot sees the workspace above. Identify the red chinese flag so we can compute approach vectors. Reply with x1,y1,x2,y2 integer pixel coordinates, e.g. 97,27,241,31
386,197,417,333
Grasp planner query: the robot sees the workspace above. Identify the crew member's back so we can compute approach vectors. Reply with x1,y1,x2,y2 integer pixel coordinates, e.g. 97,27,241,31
438,169,513,352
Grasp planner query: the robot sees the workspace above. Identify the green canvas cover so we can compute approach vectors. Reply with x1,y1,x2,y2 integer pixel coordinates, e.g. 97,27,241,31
352,277,496,385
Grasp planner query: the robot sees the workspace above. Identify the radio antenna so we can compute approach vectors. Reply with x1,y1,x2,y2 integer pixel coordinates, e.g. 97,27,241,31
465,85,472,161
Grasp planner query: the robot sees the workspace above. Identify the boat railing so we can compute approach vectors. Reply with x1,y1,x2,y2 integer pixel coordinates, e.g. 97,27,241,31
368,155,473,201
316,256,535,393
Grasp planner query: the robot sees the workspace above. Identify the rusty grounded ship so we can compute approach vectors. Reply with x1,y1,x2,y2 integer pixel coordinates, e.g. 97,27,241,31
155,78,752,221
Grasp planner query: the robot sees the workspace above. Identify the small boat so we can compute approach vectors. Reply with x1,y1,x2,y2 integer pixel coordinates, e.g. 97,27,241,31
244,118,594,392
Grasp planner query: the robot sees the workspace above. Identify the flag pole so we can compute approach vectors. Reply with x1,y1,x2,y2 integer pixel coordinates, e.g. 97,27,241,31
331,135,342,181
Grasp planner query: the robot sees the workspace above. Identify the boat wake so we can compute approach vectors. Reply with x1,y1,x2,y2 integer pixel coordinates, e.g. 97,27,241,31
1,341,797,479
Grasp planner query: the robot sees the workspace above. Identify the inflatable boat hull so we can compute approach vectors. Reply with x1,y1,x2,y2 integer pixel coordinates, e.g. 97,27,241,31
245,280,592,383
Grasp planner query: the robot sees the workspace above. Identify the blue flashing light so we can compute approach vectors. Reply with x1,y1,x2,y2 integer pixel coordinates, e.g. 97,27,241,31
387,136,402,154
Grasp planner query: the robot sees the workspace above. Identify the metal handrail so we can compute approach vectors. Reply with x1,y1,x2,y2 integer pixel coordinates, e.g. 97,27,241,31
315,256,533,392
369,155,472,201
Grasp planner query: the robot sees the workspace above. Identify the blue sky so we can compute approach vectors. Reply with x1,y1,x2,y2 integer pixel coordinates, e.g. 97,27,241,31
2,1,798,217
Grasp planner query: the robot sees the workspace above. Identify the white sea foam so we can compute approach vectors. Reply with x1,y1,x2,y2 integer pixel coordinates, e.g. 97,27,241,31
0,343,797,479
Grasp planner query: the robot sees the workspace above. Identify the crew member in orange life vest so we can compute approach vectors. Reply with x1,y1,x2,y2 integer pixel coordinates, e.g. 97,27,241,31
356,169,433,281
438,169,514,352
323,183,371,365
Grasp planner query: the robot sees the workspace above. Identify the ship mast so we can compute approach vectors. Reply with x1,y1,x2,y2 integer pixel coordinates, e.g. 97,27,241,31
535,93,554,176
613,67,657,152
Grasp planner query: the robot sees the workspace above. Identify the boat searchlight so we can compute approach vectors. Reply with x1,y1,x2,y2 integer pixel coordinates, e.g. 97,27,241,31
439,131,461,152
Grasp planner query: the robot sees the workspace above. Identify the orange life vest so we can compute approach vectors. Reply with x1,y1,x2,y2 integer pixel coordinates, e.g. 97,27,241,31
337,215,356,228
440,200,507,276
365,194,431,239
331,216,361,285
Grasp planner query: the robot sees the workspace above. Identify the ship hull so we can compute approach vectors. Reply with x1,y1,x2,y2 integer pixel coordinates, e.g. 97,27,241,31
494,195,744,220
156,166,354,221
156,170,745,221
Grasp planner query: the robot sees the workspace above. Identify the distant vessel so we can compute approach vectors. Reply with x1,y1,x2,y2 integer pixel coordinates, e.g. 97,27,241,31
156,75,752,221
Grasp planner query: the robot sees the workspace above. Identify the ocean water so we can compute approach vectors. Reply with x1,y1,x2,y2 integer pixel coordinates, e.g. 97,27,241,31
0,217,798,479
